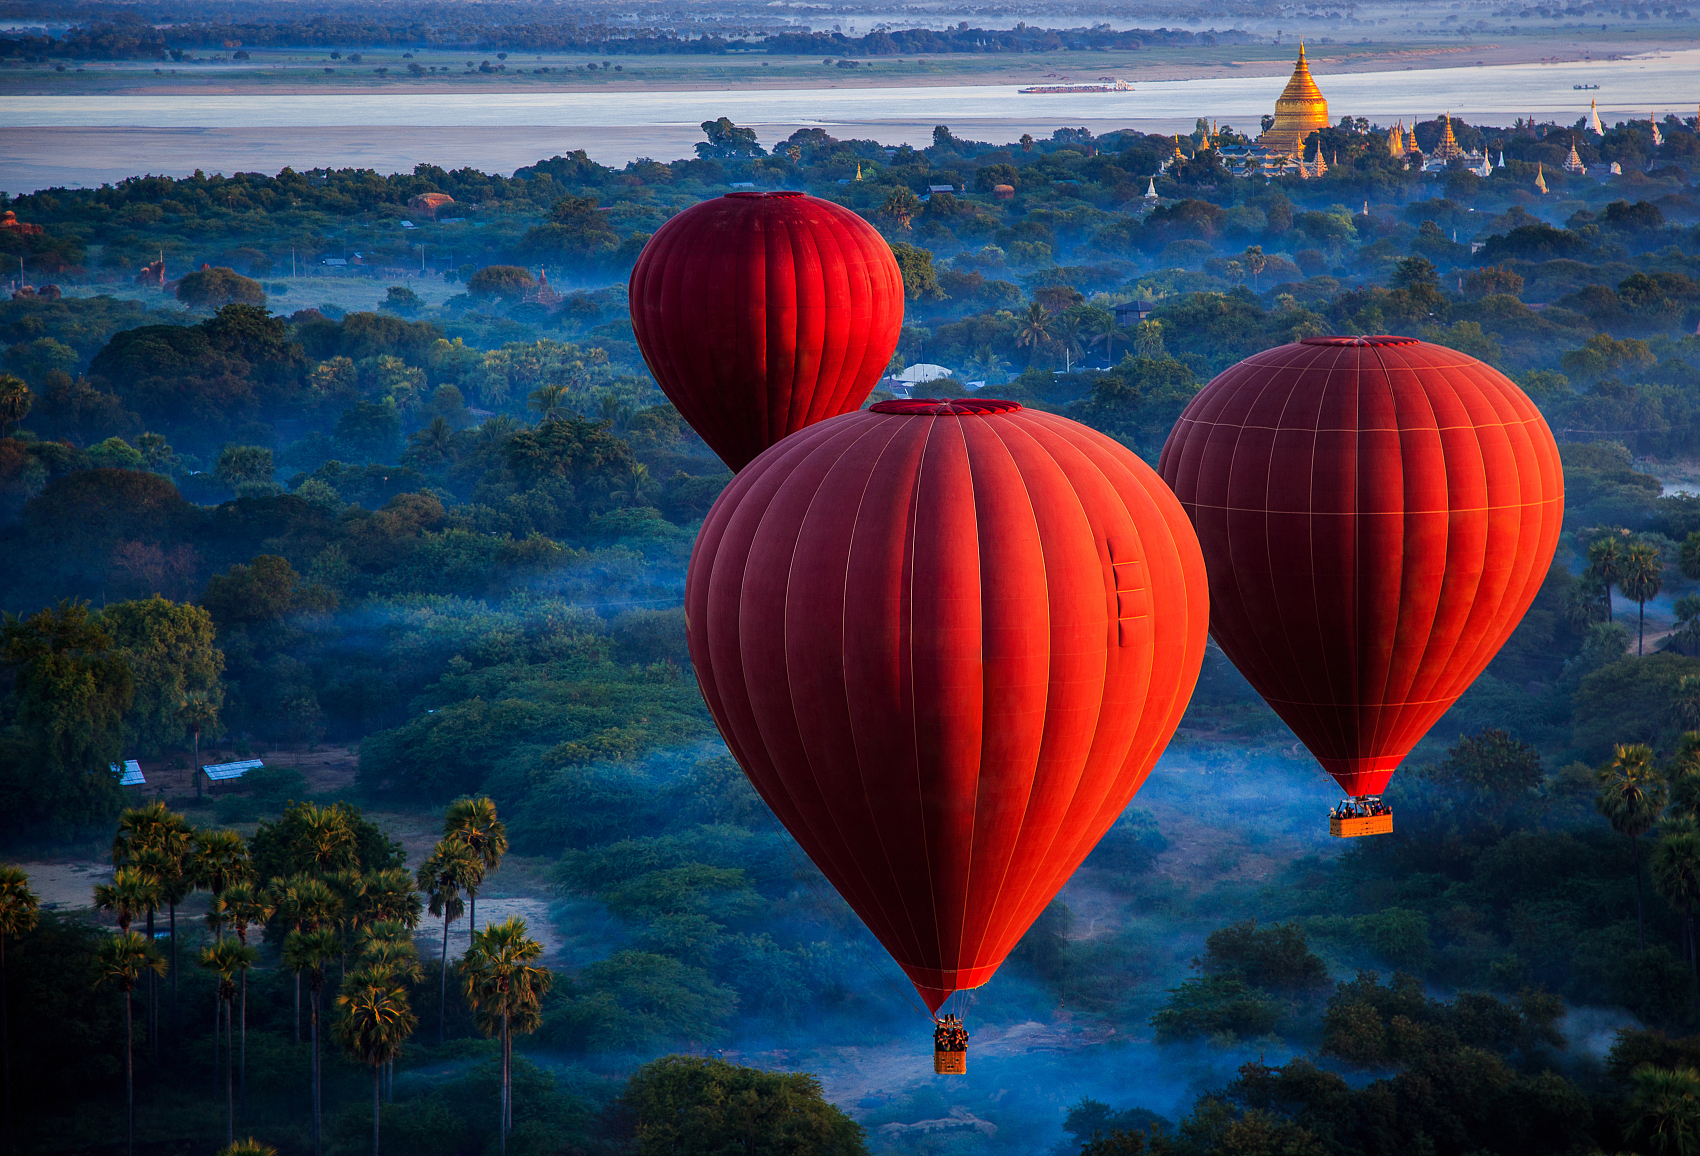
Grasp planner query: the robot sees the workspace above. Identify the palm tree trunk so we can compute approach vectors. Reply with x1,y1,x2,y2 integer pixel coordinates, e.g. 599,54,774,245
500,1009,509,1156
440,915,449,1046
2,931,11,1138
169,901,178,1039
125,988,135,1156
469,889,476,936
225,998,234,1147
311,984,322,1156
373,1064,382,1156
240,968,248,1107
145,908,156,1059
1634,833,1647,949
194,728,202,802
295,970,301,1044
1640,599,1647,655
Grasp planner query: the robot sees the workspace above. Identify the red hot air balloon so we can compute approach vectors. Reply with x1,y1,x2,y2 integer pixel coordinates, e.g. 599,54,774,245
629,191,904,471
1158,337,1563,831
687,398,1209,1016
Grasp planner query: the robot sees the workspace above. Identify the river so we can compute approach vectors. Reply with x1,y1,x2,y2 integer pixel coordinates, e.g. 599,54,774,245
3,48,1696,192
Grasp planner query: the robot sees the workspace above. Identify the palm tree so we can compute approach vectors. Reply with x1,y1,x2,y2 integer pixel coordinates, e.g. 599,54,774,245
597,394,634,433
1654,827,1700,1015
272,876,341,1043
1586,535,1628,622
461,918,553,1155
443,798,507,936
327,868,370,976
335,981,418,1156
1626,1064,1700,1156
1134,318,1166,359
176,692,220,800
115,803,194,1043
1085,309,1124,365
221,882,273,1104
97,931,167,1156
1599,743,1670,949
0,376,31,438
1013,303,1053,367
362,869,424,930
0,866,37,1136
94,868,162,934
294,803,358,874
199,940,257,1147
189,830,251,923
416,842,478,1044
1053,310,1085,373
608,463,661,508
352,923,423,1102
283,927,341,1156
1622,539,1665,655
1243,245,1269,289
528,383,572,423
218,1141,277,1156
408,416,457,464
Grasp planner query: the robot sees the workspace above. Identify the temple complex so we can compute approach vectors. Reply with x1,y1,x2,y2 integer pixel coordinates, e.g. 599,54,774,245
1256,44,1330,157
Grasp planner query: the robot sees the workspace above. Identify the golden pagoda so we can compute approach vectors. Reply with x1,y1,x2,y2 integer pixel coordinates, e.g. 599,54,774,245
1387,121,1406,155
1431,113,1464,163
1563,143,1586,173
1257,43,1330,157
1535,162,1548,194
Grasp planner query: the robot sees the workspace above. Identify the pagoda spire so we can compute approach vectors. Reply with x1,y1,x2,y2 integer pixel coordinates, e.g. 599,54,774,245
1589,99,1604,135
1535,162,1548,194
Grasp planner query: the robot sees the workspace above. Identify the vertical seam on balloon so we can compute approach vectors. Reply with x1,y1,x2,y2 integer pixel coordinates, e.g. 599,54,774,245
908,414,946,992
970,411,1114,969
955,412,1062,976
773,415,927,963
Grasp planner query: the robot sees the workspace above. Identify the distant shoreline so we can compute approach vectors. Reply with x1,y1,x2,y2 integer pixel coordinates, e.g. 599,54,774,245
0,34,1692,98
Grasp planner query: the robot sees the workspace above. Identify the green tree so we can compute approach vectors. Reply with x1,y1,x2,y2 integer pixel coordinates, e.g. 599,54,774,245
96,931,166,1156
1586,535,1628,622
416,840,478,1044
93,867,161,934
334,980,417,1156
272,875,341,1044
1653,829,1700,1014
1014,303,1054,366
1242,245,1269,289
176,267,265,310
880,187,923,230
214,445,275,494
113,802,194,1039
462,917,552,1155
380,286,422,316
221,881,273,1100
198,939,256,1147
1624,539,1666,655
218,1142,277,1156
618,1055,868,1156
188,830,250,927
696,117,766,159
465,266,535,303
99,597,225,757
1626,1064,1700,1156
0,375,30,437
889,242,943,301
283,927,341,1156
0,601,133,839
608,463,661,508
1599,744,1670,949
444,797,508,935
528,383,573,424
176,690,220,801
0,866,37,1136
1134,319,1166,360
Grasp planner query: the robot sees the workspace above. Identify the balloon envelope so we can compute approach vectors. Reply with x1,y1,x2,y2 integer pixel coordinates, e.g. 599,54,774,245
629,191,904,471
687,398,1209,1010
1158,336,1564,796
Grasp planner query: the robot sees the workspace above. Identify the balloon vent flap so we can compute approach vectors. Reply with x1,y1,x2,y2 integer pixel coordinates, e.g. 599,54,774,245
870,398,1024,416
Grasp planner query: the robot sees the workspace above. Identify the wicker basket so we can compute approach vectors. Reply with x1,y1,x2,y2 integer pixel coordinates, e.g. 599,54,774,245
1329,813,1393,838
934,1049,967,1075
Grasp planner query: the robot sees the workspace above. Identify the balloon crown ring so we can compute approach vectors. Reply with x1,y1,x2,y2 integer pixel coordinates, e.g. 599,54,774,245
724,190,806,199
1302,334,1419,346
871,399,1024,416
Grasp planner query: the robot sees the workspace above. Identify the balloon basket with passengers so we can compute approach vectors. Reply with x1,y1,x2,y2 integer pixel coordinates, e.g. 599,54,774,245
628,193,1564,1065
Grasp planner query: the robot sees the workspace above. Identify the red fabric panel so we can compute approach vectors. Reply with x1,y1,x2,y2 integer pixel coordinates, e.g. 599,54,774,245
629,191,904,471
1158,336,1564,798
687,406,1209,1011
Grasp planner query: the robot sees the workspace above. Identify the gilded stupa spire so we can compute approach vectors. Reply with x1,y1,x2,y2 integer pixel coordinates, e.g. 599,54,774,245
1257,42,1330,157
1535,162,1548,194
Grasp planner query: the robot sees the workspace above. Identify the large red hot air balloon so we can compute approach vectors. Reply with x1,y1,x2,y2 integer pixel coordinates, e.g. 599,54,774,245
629,190,904,471
687,398,1209,1012
1158,336,1563,820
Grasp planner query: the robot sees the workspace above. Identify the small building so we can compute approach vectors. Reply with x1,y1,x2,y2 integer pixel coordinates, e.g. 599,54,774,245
1114,301,1156,327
